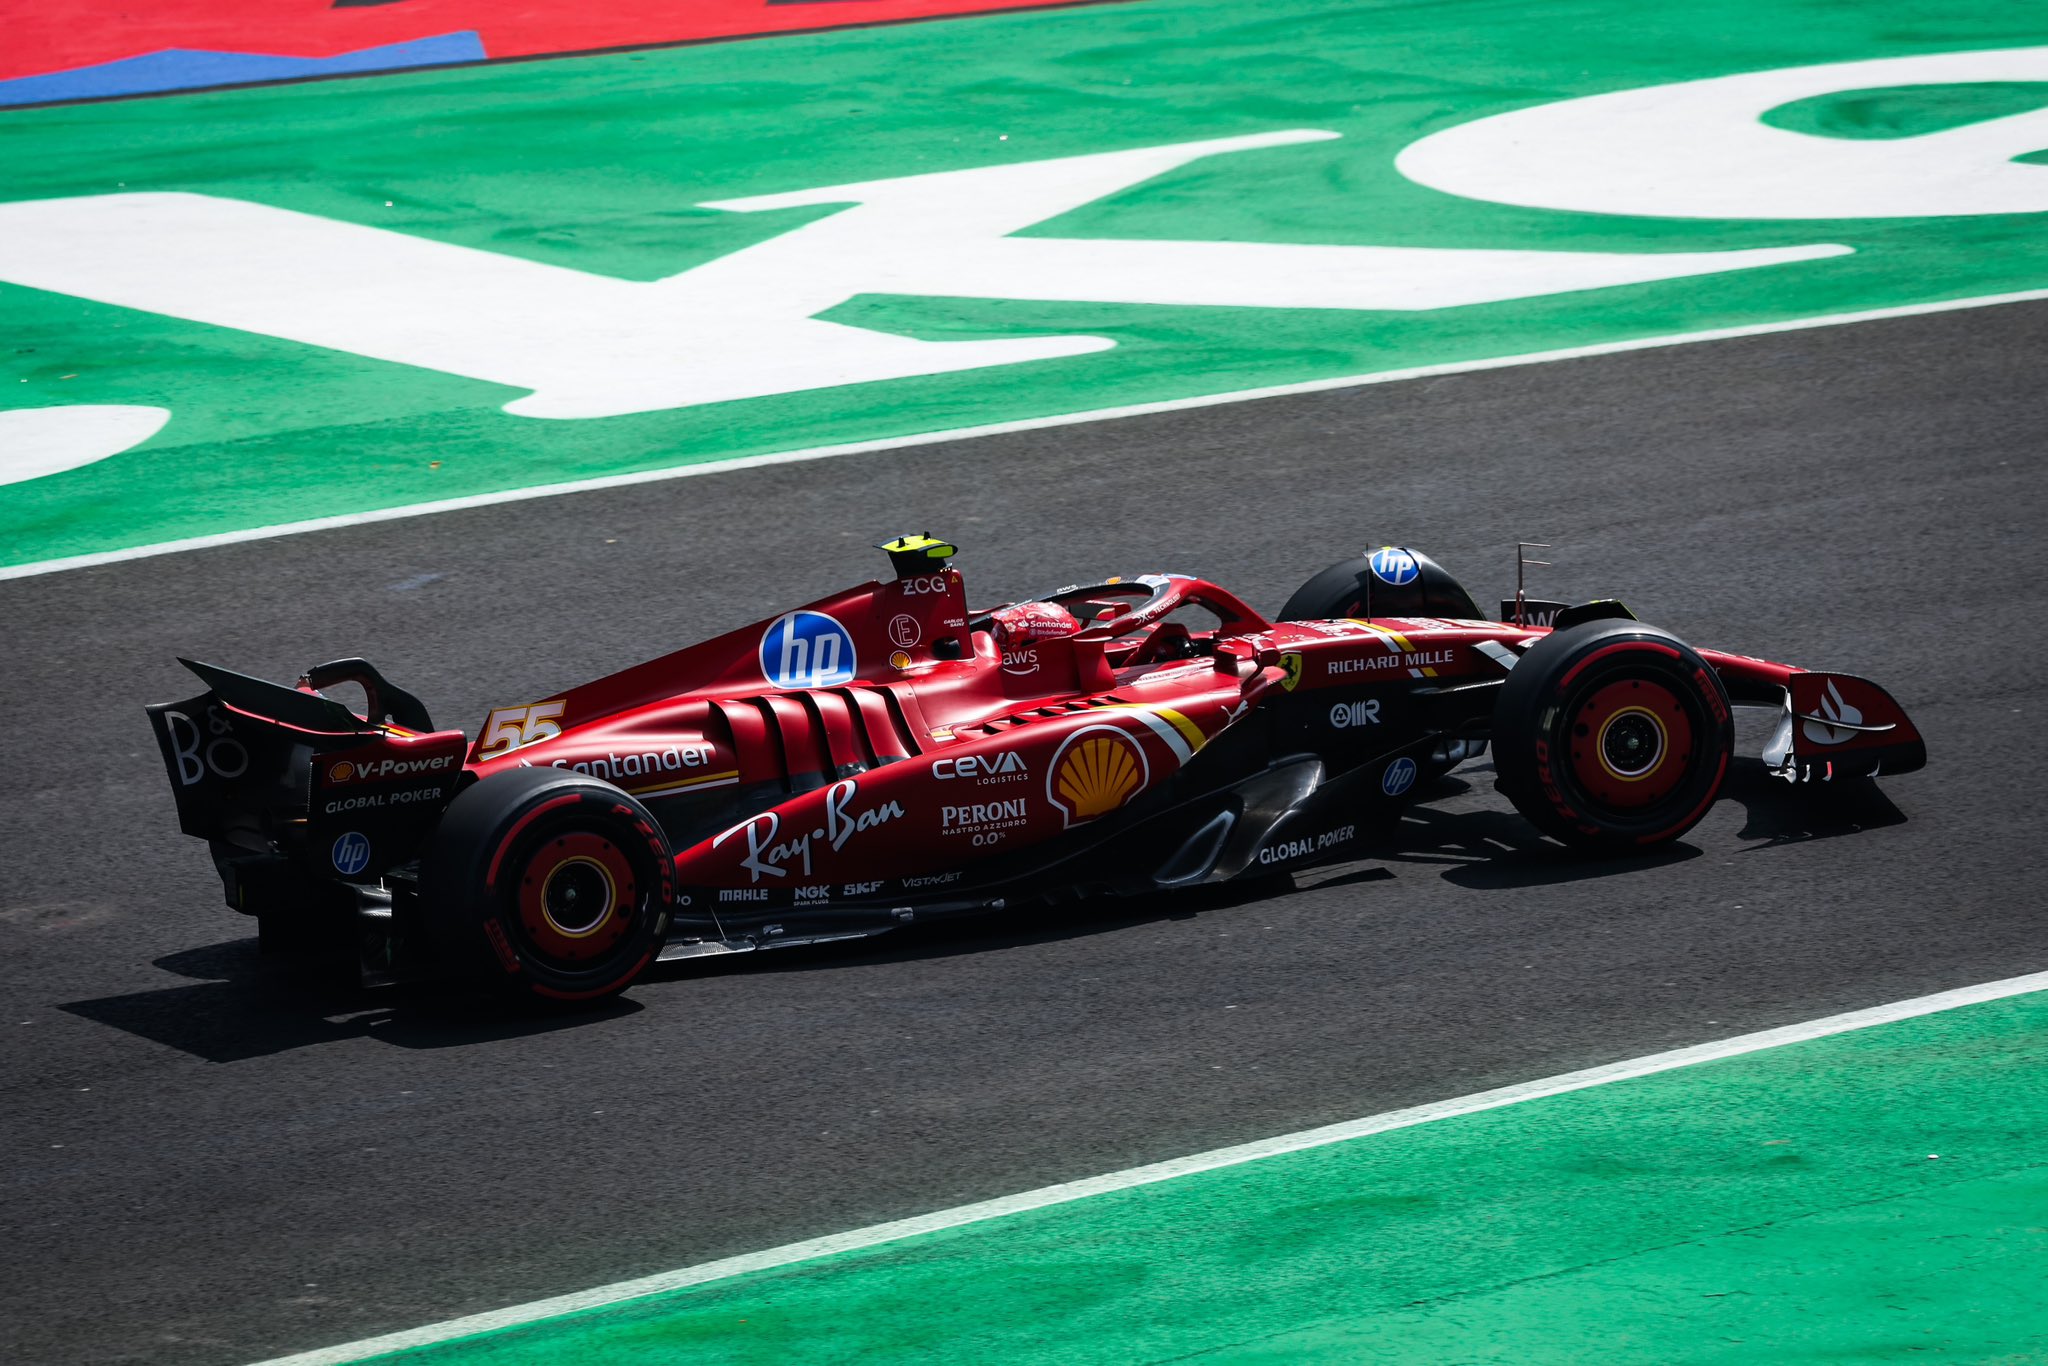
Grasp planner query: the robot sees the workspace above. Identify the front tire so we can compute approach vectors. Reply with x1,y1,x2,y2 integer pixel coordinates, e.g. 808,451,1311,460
421,769,674,1003
1492,621,1733,852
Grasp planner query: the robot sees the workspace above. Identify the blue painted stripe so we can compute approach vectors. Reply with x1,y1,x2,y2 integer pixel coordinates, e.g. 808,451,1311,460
0,32,486,107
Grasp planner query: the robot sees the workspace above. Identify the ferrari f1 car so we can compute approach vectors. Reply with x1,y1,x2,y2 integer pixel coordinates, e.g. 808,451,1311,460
148,537,1924,1002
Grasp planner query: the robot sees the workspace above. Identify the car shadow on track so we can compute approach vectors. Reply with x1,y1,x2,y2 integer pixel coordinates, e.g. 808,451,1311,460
1373,774,1703,890
57,939,641,1063
1350,758,1905,890
1721,759,1909,847
57,762,1907,1059
646,871,1316,985
56,888,1274,1061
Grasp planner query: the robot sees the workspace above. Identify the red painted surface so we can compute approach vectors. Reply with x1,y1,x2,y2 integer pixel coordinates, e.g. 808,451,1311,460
454,568,1522,892
5,0,1081,85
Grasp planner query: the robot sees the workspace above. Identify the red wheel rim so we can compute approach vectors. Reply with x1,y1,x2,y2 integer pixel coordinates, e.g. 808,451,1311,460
1565,678,1694,810
516,831,638,965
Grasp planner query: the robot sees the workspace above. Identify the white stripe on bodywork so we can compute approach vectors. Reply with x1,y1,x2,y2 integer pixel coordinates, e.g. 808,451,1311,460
1112,704,1198,764
1474,639,1520,671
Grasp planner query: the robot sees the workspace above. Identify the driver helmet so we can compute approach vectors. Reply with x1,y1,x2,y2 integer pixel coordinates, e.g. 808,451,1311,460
988,600,1082,647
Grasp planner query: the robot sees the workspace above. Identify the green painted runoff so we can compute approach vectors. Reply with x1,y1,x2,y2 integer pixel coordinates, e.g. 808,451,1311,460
3,0,2047,567
361,992,2048,1364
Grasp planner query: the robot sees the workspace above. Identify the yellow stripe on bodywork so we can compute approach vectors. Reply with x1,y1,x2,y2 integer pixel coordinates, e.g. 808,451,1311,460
632,769,741,797
1104,702,1203,763
1345,619,1414,652
1152,706,1207,753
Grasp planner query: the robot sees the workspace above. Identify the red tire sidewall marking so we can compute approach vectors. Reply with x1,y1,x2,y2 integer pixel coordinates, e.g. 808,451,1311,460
1556,639,1682,691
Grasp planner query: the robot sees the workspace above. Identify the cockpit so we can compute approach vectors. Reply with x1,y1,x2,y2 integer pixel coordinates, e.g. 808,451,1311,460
967,573,1272,682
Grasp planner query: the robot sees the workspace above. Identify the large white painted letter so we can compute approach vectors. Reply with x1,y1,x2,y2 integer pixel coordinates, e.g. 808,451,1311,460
0,130,1843,417
1397,46,2048,220
0,405,169,486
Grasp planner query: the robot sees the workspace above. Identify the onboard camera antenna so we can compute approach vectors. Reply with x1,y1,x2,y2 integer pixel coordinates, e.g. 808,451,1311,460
1513,542,1552,627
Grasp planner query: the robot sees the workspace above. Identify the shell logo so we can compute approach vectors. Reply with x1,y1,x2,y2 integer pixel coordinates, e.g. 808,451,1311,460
328,761,355,782
1048,725,1149,826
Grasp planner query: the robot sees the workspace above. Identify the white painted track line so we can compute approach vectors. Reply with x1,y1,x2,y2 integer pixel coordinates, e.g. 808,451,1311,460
10,285,2048,584
248,967,2048,1366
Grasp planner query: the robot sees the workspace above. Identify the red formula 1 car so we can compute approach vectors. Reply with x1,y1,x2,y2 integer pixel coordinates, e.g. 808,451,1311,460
148,537,1924,1002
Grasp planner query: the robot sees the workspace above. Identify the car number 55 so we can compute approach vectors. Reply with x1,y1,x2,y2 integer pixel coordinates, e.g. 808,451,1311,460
478,700,566,757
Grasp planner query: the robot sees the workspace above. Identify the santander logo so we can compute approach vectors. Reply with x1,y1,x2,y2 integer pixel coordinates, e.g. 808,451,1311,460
1801,679,1863,746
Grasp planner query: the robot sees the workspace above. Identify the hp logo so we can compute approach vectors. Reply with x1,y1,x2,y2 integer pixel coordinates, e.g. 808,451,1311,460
1380,757,1418,797
331,831,372,876
1368,547,1419,586
761,611,858,689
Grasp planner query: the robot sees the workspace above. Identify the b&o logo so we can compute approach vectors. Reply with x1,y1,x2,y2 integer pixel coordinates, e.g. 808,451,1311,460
162,705,250,787
761,611,858,689
331,831,372,876
1369,548,1418,587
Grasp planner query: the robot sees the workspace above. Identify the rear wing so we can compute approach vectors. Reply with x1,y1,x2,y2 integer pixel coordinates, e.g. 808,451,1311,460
146,659,466,883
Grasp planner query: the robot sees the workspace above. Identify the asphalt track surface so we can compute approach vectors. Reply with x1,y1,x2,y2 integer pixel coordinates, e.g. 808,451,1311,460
4,300,2046,1365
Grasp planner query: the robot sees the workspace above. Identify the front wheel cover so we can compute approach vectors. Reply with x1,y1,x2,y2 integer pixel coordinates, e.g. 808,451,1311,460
1493,622,1734,851
423,769,674,1001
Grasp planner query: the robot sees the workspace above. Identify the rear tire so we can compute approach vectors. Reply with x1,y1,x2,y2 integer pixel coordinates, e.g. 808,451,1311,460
1492,621,1733,852
421,769,674,1003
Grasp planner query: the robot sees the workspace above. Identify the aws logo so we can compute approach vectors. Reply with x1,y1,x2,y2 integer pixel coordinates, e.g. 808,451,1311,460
1048,725,1149,827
